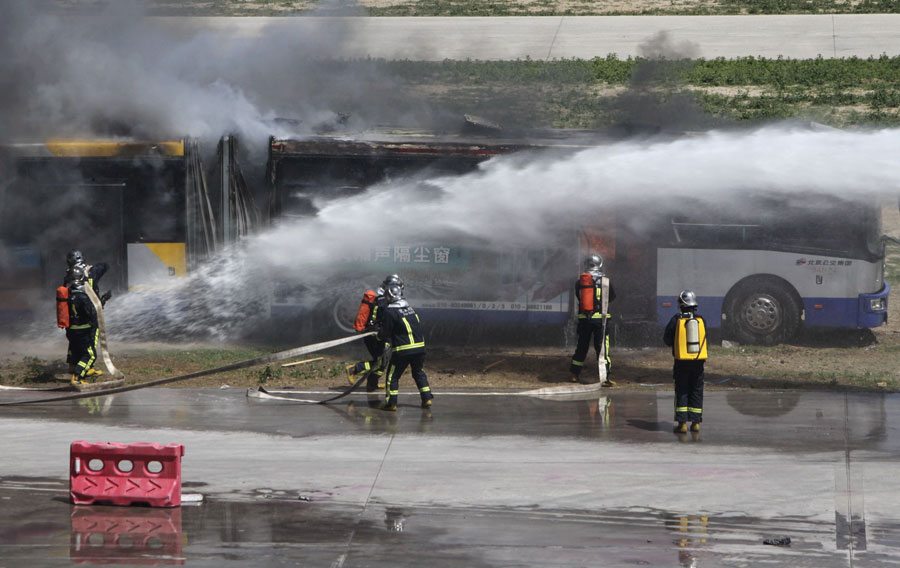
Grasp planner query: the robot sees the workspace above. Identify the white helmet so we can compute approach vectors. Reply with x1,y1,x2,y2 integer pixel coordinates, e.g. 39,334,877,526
678,289,698,310
585,254,603,272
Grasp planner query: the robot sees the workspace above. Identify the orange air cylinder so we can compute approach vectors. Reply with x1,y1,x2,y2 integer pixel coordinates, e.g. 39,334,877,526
56,286,70,329
353,290,377,332
578,273,595,312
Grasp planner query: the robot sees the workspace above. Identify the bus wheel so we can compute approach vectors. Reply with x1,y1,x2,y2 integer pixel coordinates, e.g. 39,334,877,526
331,294,359,334
726,281,801,345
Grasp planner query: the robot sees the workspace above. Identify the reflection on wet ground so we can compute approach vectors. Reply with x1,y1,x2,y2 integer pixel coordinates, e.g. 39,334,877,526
3,388,900,566
2,480,900,567
3,388,898,455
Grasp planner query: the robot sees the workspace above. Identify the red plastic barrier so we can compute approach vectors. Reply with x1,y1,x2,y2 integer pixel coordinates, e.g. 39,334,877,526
70,506,184,565
70,441,185,507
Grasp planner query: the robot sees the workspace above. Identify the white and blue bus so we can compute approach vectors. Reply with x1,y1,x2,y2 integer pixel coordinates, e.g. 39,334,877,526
654,194,889,344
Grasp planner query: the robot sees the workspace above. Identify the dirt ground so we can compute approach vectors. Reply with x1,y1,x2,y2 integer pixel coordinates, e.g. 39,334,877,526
1,321,897,395
3,291,898,395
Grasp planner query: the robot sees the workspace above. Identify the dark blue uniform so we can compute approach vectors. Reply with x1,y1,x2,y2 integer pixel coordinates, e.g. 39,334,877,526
66,285,99,381
664,313,705,424
381,299,432,408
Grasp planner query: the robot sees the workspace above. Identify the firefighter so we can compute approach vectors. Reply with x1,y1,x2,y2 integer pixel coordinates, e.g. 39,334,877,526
345,274,403,391
570,254,616,386
663,289,708,434
63,250,111,374
64,265,103,385
379,283,433,411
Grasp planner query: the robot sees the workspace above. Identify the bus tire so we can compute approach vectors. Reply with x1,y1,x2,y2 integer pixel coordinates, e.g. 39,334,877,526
331,293,359,334
725,279,802,346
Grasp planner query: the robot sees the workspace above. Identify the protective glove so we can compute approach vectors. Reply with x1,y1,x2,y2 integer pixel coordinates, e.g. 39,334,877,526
100,291,112,306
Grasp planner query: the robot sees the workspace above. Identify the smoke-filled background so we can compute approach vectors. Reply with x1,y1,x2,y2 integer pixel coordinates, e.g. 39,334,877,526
1,1,898,344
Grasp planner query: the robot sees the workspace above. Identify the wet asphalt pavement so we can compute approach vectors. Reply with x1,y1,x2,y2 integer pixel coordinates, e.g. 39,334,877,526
1,386,899,567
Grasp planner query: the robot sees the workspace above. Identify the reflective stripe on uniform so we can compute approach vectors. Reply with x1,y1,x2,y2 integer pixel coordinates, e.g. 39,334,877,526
688,407,702,414
394,315,425,351
384,364,395,403
395,342,425,352
400,317,418,349
69,324,92,330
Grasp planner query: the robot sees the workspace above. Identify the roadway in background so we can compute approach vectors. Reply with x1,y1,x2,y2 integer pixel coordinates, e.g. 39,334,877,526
154,15,900,60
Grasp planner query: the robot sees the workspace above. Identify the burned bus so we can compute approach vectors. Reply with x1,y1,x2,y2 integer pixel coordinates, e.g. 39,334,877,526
0,138,220,326
264,124,889,345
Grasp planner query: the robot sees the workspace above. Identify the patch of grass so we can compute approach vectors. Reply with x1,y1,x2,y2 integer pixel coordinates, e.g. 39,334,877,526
257,364,280,384
58,0,900,18
885,244,900,284
363,0,900,16
22,356,57,383
370,55,900,128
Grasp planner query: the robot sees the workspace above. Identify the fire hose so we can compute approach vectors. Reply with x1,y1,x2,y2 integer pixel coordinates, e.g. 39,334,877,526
84,282,123,379
0,332,374,406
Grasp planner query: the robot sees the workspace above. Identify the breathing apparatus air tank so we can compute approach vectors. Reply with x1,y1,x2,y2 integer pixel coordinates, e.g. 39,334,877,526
353,290,377,332
577,273,595,312
685,316,700,353
56,286,70,329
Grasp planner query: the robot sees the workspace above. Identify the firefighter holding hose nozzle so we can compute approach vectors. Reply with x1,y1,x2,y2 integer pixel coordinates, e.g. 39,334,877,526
570,254,616,386
663,289,708,434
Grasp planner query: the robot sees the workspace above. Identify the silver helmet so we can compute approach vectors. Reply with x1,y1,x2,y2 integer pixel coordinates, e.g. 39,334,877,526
584,254,603,272
66,265,86,288
382,274,404,290
385,283,404,303
66,249,84,268
678,289,698,310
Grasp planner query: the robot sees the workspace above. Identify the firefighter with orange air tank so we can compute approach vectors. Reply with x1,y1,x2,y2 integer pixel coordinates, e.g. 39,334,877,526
570,254,616,386
59,265,103,385
345,274,402,392
663,289,708,434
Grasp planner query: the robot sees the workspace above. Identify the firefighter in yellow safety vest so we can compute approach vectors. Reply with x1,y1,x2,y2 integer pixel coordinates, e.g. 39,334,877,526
663,289,708,434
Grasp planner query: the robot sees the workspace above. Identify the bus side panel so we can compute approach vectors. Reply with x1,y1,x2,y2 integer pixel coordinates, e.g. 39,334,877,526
656,248,882,328
126,243,187,291
656,295,726,329
416,300,569,326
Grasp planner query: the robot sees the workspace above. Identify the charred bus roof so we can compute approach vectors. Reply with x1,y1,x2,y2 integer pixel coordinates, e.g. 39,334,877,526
268,115,610,160
270,136,538,159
